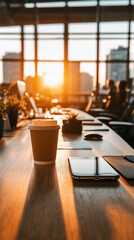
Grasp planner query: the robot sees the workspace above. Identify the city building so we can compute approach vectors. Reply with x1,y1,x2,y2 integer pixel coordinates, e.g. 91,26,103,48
67,63,93,95
68,63,80,94
80,72,93,94
106,46,128,83
3,52,21,84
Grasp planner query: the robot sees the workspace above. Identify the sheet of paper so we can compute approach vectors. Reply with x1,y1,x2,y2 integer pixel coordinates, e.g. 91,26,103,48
82,122,103,125
80,118,94,121
58,141,92,150
84,128,109,131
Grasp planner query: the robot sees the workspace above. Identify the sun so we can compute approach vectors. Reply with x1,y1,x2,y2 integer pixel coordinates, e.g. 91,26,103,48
43,72,63,87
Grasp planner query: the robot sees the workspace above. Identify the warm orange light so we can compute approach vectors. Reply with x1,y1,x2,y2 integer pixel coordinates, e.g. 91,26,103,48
126,88,130,93
57,152,81,240
51,98,59,104
25,92,29,97
106,204,134,240
91,92,94,97
30,109,34,117
43,72,63,88
4,89,7,96
103,98,107,103
35,93,40,101
45,109,53,119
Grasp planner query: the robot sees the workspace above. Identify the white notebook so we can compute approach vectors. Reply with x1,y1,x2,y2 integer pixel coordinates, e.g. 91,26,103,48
58,141,92,150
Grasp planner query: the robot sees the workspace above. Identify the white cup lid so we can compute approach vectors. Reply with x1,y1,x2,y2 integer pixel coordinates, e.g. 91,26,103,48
31,119,57,127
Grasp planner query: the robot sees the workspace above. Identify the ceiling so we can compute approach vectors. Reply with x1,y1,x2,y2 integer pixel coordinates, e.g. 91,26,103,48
0,1,133,26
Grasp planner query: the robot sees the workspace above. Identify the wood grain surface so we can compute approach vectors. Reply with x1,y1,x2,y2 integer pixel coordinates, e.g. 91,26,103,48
0,111,134,240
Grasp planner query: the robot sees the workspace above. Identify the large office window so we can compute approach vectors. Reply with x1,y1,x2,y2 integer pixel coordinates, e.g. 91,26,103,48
68,23,97,95
99,21,129,89
37,24,64,94
0,26,21,84
24,25,35,79
0,1,134,98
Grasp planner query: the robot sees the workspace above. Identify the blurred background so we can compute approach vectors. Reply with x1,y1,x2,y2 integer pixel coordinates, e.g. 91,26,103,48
0,0,134,109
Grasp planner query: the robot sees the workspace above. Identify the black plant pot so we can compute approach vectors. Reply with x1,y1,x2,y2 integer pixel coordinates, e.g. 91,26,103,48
0,119,4,139
8,110,18,129
62,120,82,133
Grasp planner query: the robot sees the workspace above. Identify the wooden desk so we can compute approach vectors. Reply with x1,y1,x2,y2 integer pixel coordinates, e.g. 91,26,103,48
0,109,134,240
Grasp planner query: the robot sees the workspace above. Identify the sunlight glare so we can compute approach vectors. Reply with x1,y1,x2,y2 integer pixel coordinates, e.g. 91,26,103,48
43,72,63,87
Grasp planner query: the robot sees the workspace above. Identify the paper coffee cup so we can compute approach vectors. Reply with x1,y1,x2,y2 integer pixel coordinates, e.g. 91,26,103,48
29,119,60,165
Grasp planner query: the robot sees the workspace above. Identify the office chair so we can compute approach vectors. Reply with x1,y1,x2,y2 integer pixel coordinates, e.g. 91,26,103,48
109,119,134,148
97,99,134,125
85,92,108,116
104,101,134,148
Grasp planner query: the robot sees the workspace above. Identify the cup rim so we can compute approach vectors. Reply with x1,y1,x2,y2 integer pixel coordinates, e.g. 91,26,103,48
28,125,60,131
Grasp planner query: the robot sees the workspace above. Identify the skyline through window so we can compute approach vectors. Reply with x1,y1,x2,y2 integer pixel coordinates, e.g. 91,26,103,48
0,19,134,95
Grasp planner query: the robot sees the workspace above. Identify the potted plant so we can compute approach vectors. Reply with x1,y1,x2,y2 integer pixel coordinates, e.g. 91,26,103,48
62,113,82,133
0,100,6,139
6,95,26,129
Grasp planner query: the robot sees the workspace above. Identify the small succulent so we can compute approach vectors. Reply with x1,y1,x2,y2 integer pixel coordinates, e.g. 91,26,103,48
62,112,82,133
67,113,79,121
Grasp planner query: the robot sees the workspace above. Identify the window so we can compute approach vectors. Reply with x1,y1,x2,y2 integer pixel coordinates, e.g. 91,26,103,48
0,26,21,83
0,2,134,98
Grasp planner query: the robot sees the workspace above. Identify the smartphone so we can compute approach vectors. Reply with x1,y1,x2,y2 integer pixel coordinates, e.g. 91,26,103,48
68,157,119,180
124,155,134,163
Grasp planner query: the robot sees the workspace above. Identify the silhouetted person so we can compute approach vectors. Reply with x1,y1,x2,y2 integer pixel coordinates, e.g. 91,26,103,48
105,78,117,113
116,80,127,115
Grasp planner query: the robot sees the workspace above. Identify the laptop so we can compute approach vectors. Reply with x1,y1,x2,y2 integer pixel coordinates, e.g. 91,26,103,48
29,97,46,118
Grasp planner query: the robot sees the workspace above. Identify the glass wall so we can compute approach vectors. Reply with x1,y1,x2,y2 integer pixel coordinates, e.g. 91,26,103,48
68,22,97,95
99,21,129,91
0,26,21,84
0,0,134,98
37,24,64,95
